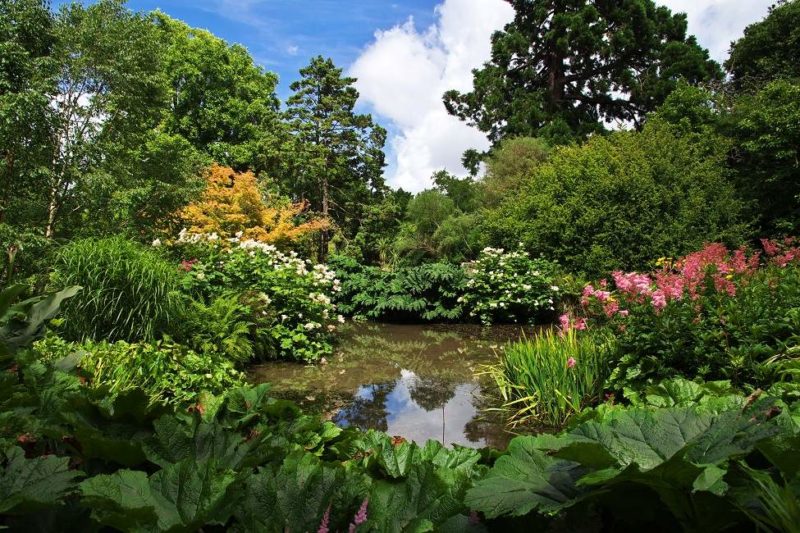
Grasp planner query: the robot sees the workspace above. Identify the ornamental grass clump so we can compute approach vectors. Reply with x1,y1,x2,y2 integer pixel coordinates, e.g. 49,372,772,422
486,328,616,428
51,237,182,342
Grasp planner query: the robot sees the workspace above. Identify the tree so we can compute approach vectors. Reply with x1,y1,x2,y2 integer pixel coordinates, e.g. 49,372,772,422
155,14,286,176
179,165,327,246
42,0,168,237
726,0,800,91
0,0,55,227
482,119,749,276
482,137,551,206
443,0,721,145
285,56,386,258
728,80,800,233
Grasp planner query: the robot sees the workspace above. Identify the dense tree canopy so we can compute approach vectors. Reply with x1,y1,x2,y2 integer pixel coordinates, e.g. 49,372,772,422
726,0,800,91
156,14,285,176
482,119,748,275
444,0,721,145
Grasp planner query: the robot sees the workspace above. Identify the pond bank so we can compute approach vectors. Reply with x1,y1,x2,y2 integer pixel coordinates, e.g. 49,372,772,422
248,322,541,448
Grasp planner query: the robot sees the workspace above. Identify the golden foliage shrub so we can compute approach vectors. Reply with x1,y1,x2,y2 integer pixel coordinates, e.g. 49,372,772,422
180,165,327,245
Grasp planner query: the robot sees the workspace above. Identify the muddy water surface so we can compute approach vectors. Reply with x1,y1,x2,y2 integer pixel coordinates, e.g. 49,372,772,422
248,323,536,449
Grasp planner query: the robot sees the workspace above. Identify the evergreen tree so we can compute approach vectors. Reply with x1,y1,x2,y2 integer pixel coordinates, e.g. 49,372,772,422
444,0,721,146
726,0,800,91
285,56,386,258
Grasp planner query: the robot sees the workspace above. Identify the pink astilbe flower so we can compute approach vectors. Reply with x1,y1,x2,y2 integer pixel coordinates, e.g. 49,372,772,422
651,289,667,311
762,238,780,257
574,317,588,331
567,357,577,368
559,313,571,331
348,498,369,532
603,300,620,317
318,505,331,533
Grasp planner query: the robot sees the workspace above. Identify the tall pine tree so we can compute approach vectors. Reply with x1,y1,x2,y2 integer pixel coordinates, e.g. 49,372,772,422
285,56,386,258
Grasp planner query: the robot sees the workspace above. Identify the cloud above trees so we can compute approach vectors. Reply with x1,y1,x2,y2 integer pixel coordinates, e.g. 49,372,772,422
352,0,774,192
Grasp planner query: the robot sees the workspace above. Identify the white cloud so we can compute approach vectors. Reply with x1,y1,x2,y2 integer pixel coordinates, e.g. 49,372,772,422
350,0,514,192
656,0,773,62
353,0,773,192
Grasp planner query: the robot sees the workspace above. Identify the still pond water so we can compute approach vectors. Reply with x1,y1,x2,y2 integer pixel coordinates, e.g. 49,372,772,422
249,323,537,449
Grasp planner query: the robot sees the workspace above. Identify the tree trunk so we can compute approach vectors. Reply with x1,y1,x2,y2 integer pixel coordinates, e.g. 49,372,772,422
45,184,59,238
319,175,329,261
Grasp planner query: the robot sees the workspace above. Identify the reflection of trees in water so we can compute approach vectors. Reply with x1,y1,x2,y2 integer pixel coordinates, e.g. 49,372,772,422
334,382,394,432
407,375,457,411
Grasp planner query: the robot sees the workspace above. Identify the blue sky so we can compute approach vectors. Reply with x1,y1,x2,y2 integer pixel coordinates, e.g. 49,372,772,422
53,0,775,191
55,0,439,100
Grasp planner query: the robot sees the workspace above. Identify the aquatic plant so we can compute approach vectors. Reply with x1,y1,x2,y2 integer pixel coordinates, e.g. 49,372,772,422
484,328,615,427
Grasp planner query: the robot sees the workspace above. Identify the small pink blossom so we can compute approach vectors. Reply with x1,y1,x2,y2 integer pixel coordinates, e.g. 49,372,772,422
348,498,369,532
567,357,577,368
318,506,331,533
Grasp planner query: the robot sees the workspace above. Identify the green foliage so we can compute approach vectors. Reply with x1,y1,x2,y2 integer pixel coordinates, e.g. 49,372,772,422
155,13,282,175
177,240,340,362
461,247,561,325
444,0,721,145
51,237,182,342
726,0,800,90
0,285,80,358
483,120,749,276
0,446,82,516
481,137,551,206
728,79,800,233
330,255,466,322
178,293,253,364
34,336,244,407
486,329,616,427
467,395,796,530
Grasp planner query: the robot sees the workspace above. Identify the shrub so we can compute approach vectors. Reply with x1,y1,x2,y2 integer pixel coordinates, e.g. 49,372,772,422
330,256,466,322
177,236,341,362
575,240,800,391
485,329,615,427
482,120,749,277
178,164,327,246
460,247,561,325
34,336,243,406
51,237,182,342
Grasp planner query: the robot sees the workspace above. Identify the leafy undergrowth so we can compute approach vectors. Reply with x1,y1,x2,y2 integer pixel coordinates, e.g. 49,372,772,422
468,380,800,531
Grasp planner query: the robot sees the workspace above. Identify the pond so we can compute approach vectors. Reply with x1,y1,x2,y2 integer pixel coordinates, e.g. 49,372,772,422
249,322,538,449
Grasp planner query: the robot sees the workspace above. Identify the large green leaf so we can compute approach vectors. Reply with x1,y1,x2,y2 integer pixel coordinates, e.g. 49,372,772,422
465,437,586,519
0,446,82,514
80,459,239,533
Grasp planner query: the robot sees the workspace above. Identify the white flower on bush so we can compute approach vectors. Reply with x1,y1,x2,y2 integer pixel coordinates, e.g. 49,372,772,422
151,238,162,247
304,322,320,330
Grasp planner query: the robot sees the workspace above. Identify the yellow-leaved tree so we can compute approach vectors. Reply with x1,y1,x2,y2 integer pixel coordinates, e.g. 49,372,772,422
179,165,328,246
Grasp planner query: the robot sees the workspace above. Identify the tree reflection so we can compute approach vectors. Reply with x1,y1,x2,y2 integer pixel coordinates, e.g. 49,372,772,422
333,382,394,431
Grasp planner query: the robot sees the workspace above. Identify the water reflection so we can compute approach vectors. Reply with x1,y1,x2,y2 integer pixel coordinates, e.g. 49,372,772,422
249,323,535,449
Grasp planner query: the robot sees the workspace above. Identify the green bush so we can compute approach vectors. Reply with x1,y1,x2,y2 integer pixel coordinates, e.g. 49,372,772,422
34,336,243,406
51,237,182,342
0,224,54,288
482,120,750,277
330,255,466,322
177,238,341,362
461,247,561,325
485,329,615,427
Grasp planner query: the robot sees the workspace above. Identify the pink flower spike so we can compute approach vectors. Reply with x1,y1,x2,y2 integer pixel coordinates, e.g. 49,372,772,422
318,505,331,533
349,498,369,531
567,357,577,368
559,314,571,331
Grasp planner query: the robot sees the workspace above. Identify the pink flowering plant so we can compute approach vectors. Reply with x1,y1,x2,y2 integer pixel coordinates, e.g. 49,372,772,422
460,247,562,325
574,241,800,390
